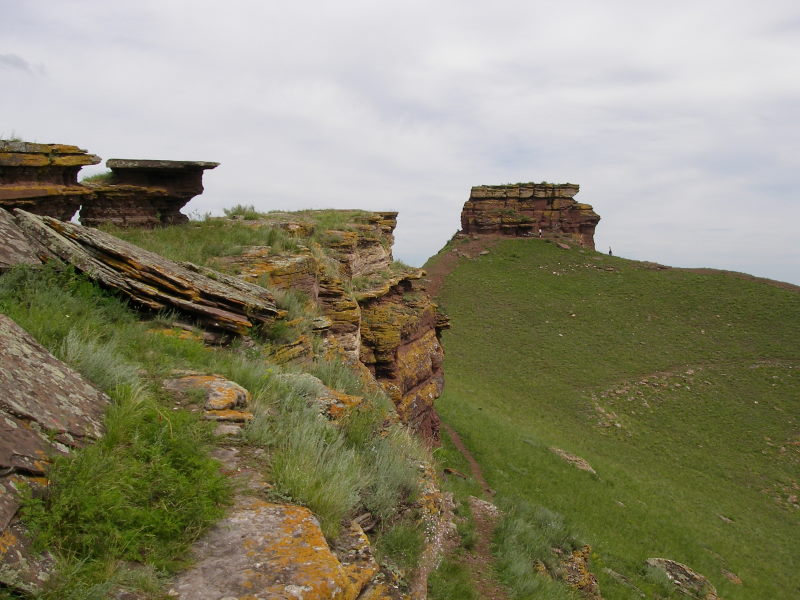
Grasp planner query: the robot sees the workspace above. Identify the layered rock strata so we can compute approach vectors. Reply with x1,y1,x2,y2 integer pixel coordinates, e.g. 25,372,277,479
461,182,600,248
13,210,278,334
217,211,447,439
80,159,219,227
358,272,447,440
0,141,100,220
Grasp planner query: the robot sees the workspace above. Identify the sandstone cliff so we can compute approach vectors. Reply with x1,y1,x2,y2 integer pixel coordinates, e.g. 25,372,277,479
461,182,600,248
0,153,451,598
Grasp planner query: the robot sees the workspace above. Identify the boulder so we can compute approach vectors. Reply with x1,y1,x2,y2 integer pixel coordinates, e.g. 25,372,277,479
80,159,218,227
169,500,376,600
0,141,100,220
13,210,278,335
646,558,722,600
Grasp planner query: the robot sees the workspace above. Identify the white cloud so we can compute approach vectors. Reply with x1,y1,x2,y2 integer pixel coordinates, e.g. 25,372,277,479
2,0,799,283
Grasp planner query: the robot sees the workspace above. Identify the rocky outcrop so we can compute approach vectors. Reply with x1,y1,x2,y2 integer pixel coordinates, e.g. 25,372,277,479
646,558,722,600
0,314,109,592
13,210,278,334
461,183,600,248
358,273,447,440
0,140,218,227
0,141,100,220
80,159,219,227
325,211,398,278
216,212,447,439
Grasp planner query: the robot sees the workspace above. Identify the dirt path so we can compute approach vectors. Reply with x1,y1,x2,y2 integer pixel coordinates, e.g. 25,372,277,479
442,423,511,600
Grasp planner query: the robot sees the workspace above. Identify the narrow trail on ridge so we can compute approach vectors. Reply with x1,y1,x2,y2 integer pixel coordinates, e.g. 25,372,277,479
424,235,511,599
441,423,510,600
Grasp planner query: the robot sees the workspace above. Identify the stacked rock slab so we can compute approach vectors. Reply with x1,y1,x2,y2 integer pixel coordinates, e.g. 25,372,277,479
80,159,219,227
461,183,600,248
0,141,100,220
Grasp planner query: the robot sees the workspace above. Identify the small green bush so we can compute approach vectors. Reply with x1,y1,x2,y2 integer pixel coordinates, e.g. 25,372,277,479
223,204,262,219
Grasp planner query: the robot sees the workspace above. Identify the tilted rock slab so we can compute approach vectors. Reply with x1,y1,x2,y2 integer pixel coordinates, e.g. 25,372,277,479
0,208,48,271
13,210,278,335
0,141,100,221
0,314,109,592
461,182,600,248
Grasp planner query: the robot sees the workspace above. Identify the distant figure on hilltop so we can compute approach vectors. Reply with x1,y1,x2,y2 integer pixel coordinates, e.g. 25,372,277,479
608,247,613,256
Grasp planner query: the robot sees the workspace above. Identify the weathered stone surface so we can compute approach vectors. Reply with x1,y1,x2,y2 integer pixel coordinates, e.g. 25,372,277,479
0,141,100,220
461,183,600,248
0,521,56,594
222,246,321,300
13,210,278,334
0,208,47,270
79,159,218,227
169,500,372,600
359,277,446,440
163,373,251,411
324,212,398,279
319,273,362,360
276,373,364,420
0,314,109,592
646,558,721,600
559,546,602,599
549,447,597,475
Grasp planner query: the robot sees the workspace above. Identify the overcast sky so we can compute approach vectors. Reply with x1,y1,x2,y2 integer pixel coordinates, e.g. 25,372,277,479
2,1,799,284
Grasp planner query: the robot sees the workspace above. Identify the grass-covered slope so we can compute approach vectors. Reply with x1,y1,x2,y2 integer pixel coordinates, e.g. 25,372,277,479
428,237,800,599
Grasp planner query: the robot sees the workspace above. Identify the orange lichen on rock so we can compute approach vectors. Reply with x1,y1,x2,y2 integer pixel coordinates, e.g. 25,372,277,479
559,545,602,599
170,500,377,600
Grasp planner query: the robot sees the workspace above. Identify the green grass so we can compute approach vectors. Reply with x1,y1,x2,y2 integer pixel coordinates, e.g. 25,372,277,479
80,171,115,185
0,265,231,597
427,558,479,600
427,238,800,600
104,217,300,268
374,521,425,571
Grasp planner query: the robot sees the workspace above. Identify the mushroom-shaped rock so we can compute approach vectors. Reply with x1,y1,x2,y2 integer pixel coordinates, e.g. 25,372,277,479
80,158,219,227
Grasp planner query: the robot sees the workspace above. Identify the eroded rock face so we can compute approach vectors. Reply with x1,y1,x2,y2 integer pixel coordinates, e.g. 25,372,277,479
0,314,109,592
80,159,219,227
358,274,447,440
461,183,600,248
0,141,100,220
13,210,278,335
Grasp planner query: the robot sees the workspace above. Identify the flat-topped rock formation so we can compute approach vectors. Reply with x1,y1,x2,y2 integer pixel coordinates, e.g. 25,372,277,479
81,158,219,227
0,140,219,227
461,182,600,248
0,141,100,220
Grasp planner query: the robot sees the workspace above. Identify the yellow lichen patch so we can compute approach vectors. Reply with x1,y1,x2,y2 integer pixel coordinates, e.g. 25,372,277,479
0,530,18,557
268,334,312,364
149,327,204,342
318,388,363,421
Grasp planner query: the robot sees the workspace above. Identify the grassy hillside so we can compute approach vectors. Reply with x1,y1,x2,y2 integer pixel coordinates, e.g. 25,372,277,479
427,237,800,599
